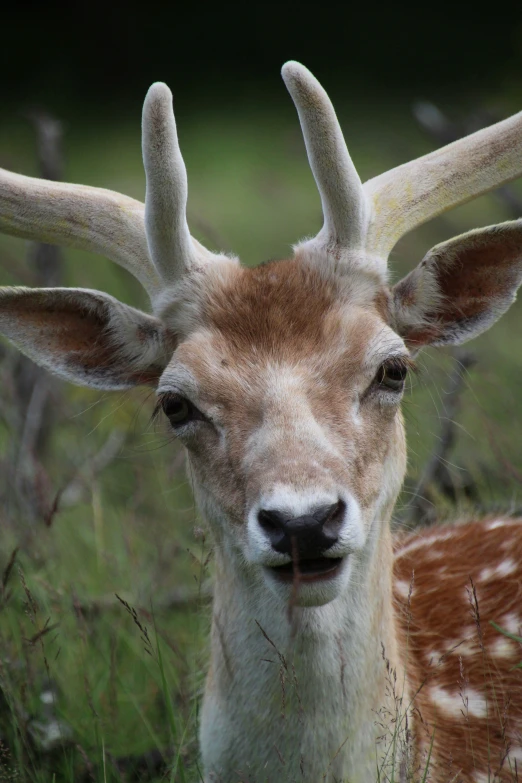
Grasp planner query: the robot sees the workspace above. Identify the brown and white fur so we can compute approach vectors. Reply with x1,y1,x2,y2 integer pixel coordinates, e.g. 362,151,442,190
1,62,522,782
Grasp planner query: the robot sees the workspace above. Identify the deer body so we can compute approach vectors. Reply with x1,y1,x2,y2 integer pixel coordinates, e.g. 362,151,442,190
203,514,522,782
1,62,522,781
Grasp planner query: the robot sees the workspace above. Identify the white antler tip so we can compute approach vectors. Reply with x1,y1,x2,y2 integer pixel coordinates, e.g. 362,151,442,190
281,61,325,110
142,82,176,150
144,82,173,111
281,61,313,88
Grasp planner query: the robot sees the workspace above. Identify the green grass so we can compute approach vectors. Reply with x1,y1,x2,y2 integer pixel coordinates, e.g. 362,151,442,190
0,94,522,780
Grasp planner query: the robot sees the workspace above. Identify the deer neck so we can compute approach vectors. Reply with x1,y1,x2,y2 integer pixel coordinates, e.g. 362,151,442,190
201,515,410,782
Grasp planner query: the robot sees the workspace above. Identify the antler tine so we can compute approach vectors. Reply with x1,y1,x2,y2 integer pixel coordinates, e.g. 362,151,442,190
0,168,161,298
364,111,522,258
142,83,214,283
0,82,225,304
282,62,371,260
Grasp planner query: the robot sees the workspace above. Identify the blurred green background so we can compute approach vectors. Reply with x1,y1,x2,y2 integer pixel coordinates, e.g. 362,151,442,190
1,4,522,780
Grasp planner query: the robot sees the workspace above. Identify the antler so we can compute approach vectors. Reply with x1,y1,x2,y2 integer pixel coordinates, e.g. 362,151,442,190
283,61,522,273
281,62,369,256
0,169,160,297
1,64,521,296
0,83,229,307
142,83,224,284
363,114,522,258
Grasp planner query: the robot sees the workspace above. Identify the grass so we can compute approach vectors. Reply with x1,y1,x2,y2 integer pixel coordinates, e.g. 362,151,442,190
0,91,522,780
0,517,211,780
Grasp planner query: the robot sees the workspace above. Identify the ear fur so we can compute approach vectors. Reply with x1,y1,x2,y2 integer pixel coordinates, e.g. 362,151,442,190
0,287,176,389
392,220,522,349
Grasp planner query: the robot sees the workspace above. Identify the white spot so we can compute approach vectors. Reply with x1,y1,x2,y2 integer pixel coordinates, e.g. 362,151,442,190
489,636,516,659
508,746,522,762
474,773,491,783
425,649,444,666
445,637,477,657
479,559,517,582
485,518,520,531
395,529,454,557
426,548,445,560
497,559,518,576
430,685,487,719
465,689,488,719
486,518,508,531
430,686,462,717
499,613,521,636
394,579,412,599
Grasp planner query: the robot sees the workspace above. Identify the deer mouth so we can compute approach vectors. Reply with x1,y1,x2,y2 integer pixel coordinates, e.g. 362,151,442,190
269,557,344,583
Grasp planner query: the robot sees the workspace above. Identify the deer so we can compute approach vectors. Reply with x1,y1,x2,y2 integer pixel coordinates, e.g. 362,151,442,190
1,61,522,783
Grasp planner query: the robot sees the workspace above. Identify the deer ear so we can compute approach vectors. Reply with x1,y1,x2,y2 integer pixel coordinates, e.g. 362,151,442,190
392,221,522,350
0,287,176,389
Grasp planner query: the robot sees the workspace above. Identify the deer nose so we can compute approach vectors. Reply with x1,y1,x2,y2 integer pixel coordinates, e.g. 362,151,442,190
257,500,345,558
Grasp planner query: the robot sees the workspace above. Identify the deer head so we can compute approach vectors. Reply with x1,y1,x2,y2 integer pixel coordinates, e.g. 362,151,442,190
1,62,522,612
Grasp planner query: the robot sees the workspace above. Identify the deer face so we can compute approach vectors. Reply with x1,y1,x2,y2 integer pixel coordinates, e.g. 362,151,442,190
155,258,408,605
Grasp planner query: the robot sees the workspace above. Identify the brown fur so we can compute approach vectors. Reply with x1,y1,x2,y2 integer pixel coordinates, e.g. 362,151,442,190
395,518,522,782
202,259,352,359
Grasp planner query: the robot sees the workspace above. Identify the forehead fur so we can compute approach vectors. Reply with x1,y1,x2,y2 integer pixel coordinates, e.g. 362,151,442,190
196,257,390,361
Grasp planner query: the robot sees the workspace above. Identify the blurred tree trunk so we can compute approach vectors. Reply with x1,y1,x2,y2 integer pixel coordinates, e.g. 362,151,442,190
5,112,64,525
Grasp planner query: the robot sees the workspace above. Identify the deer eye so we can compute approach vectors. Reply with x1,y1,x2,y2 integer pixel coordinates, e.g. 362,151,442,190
160,393,200,427
374,358,409,393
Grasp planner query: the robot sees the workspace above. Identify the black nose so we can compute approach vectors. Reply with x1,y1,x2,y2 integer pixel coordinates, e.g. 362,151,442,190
258,500,345,558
